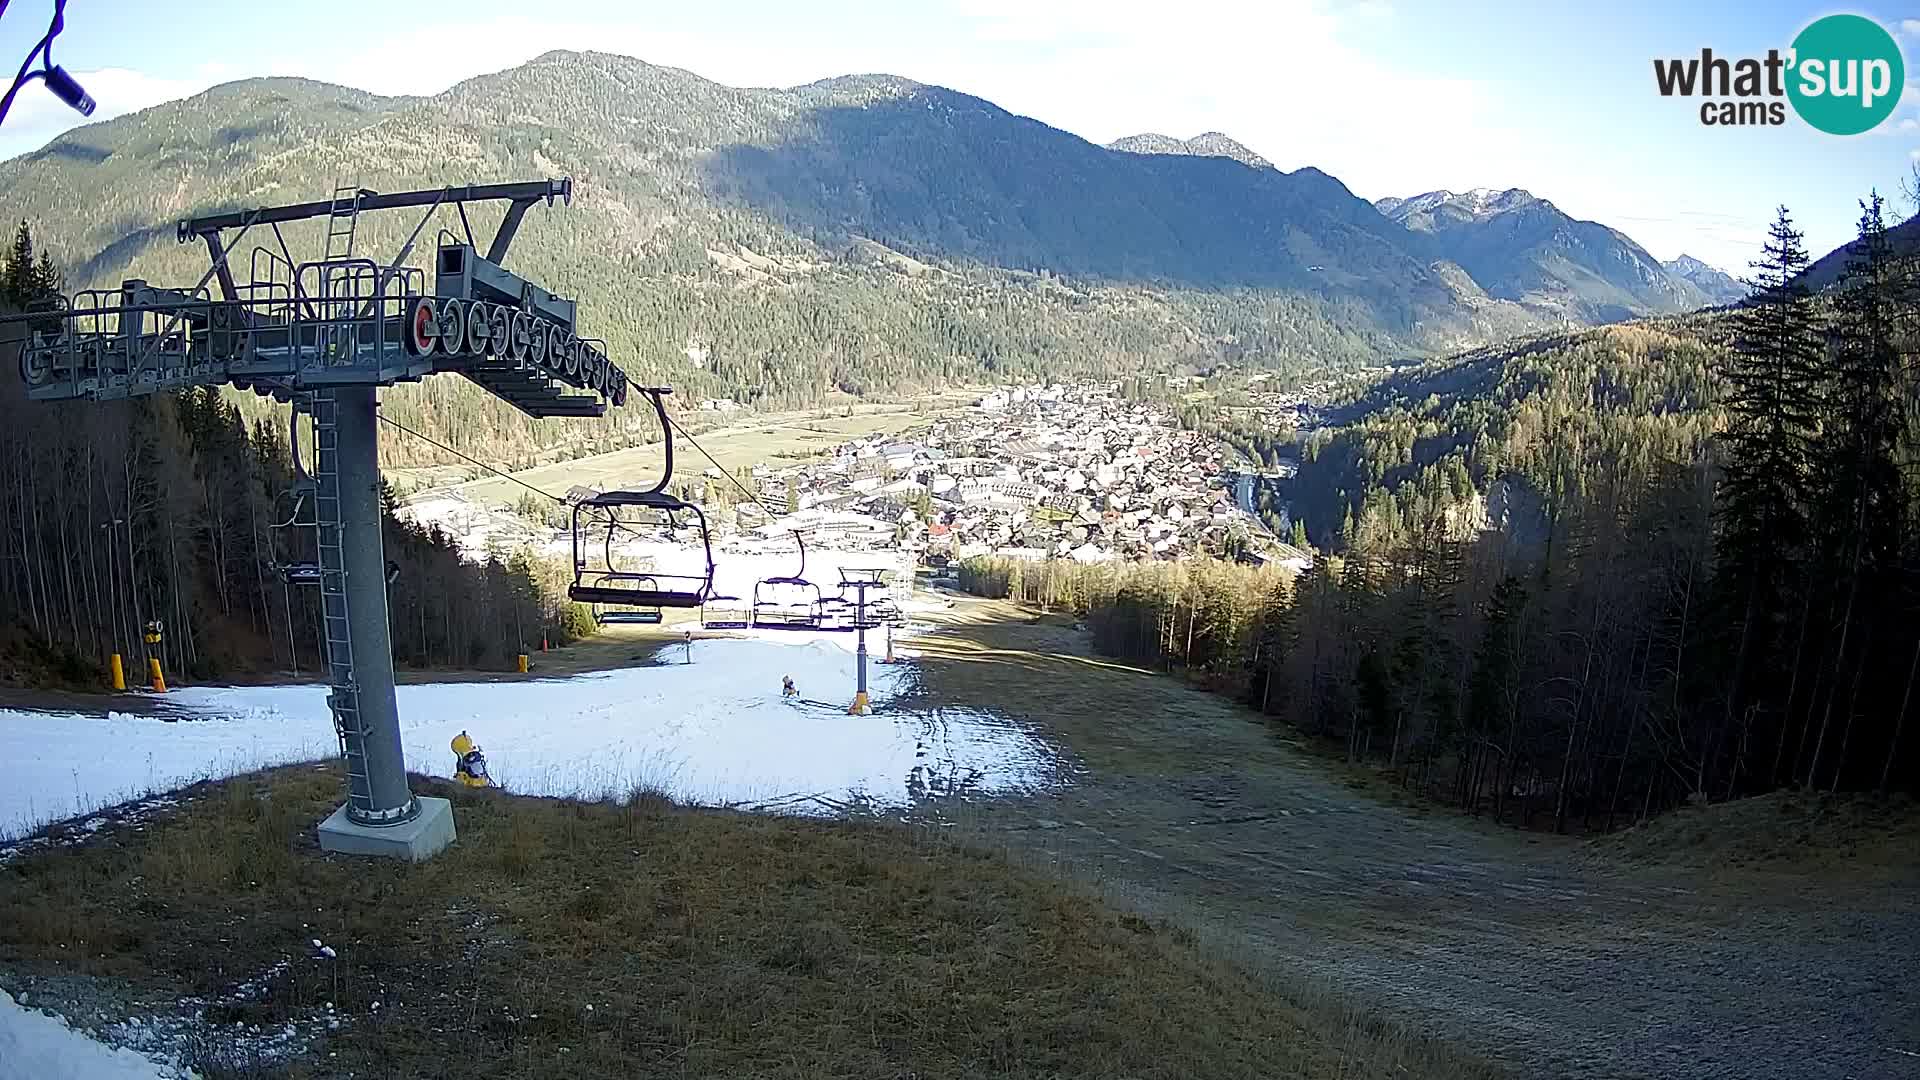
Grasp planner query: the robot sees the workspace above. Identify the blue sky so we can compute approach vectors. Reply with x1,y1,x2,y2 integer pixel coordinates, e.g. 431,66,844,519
0,0,1910,272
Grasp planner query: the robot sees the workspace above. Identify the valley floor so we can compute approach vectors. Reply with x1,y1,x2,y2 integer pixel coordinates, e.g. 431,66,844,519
907,596,1920,1080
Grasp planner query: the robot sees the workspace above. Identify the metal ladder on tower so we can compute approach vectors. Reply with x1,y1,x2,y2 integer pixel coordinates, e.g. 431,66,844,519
324,181,362,263
309,389,373,816
317,182,364,363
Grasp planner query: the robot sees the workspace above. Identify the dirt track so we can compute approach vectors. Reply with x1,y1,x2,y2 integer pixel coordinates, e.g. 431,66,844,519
909,595,1920,1080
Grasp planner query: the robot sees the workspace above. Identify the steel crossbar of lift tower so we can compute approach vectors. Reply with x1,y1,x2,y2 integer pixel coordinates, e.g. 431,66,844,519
0,177,636,862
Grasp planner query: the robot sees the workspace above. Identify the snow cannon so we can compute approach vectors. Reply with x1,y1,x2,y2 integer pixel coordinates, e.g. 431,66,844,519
452,731,494,788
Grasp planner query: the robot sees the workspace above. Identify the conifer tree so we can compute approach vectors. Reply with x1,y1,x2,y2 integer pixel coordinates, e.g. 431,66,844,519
3,221,33,305
1713,206,1822,749
1805,193,1909,788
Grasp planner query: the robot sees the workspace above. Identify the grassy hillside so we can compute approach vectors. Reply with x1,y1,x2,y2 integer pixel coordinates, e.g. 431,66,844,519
0,764,1498,1079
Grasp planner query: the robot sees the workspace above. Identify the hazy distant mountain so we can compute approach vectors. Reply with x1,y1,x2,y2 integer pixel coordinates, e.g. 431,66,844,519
1377,188,1716,321
1108,131,1274,170
1662,254,1747,305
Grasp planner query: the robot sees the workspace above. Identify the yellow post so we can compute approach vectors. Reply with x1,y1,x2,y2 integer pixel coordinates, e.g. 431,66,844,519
848,690,870,715
147,657,167,693
516,653,529,673
109,653,125,691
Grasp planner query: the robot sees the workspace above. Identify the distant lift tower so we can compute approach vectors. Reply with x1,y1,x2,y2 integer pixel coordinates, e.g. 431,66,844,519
840,568,887,714
3,178,634,861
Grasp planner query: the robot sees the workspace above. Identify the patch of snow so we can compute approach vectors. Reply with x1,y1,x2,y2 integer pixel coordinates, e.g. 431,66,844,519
0,794,183,863
0,990,182,1080
2,637,1059,839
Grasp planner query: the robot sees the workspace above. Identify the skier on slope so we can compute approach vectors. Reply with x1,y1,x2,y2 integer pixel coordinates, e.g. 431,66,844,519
782,675,797,698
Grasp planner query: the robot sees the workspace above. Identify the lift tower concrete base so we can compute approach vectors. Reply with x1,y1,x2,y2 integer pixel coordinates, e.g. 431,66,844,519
317,797,456,861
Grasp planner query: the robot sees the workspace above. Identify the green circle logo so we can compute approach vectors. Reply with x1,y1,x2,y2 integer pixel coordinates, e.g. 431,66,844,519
1787,14,1904,135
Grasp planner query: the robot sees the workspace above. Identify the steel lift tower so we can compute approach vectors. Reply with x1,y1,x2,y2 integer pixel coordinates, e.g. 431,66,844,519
3,178,634,860
839,567,887,714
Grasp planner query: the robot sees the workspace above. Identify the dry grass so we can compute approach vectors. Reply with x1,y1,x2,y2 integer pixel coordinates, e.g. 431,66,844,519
1584,788,1920,876
0,764,1500,1080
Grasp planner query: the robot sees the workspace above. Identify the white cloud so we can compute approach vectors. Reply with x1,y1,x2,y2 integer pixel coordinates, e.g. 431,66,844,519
885,1,1494,192
1902,18,1920,36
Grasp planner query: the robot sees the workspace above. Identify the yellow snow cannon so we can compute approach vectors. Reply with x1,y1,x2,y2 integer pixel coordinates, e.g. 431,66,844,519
451,730,495,788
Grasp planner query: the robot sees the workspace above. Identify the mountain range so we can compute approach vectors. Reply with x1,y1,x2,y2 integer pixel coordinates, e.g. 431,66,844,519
1662,254,1748,305
0,51,1748,459
1372,188,1745,319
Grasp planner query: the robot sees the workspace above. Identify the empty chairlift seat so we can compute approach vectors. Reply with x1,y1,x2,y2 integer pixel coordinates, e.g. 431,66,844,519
569,492,715,608
592,591,664,625
752,576,822,629
567,387,717,610
816,596,854,631
700,595,751,629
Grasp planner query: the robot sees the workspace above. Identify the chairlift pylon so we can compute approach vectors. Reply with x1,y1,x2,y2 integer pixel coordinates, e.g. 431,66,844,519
568,388,715,609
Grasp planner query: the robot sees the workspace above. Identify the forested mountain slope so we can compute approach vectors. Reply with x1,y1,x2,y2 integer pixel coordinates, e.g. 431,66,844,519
1290,316,1725,550
3,51,1720,465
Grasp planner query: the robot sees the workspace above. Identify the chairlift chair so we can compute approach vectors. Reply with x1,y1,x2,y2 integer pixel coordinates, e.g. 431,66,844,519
591,588,664,626
700,594,752,629
268,398,323,586
752,576,822,629
568,388,716,610
816,596,854,632
749,528,821,628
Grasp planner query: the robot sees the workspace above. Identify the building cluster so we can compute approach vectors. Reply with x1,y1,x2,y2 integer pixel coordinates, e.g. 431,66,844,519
403,382,1313,573
744,383,1292,567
